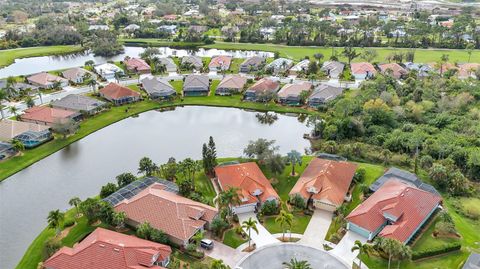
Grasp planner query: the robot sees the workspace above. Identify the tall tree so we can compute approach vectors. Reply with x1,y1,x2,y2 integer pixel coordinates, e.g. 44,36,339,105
286,150,302,176
242,217,259,249
47,209,65,236
275,209,293,240
68,197,82,218
0,89,7,119
116,172,136,188
342,46,360,64
138,157,157,176
351,240,372,269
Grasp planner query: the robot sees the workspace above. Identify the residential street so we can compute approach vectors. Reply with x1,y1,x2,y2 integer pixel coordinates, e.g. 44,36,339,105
298,209,333,249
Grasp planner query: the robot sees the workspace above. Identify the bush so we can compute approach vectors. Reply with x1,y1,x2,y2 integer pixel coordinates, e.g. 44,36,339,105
353,168,366,183
289,194,306,209
100,183,118,198
43,238,62,259
210,217,229,236
411,242,461,260
150,229,169,244
261,200,279,216
63,219,75,228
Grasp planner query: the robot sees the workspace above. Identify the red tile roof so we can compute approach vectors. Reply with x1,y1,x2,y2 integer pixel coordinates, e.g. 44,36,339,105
43,227,171,269
217,75,247,89
277,82,312,98
125,58,151,72
378,63,407,79
351,62,377,75
458,63,480,78
114,184,217,242
346,180,442,243
215,162,280,205
209,55,232,69
21,106,77,126
100,83,141,100
289,158,357,207
248,78,280,93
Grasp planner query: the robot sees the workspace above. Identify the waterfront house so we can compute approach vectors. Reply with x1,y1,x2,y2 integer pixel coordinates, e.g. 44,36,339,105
51,94,106,115
94,63,125,82
289,59,310,75
351,62,377,80
215,75,247,95
124,23,140,32
321,61,345,79
378,63,407,79
27,72,69,89
157,57,177,72
99,83,141,105
182,55,203,70
244,78,280,102
307,84,344,107
346,180,442,243
369,167,440,195
88,25,109,31
0,142,17,160
289,158,357,211
158,25,177,35
215,162,280,214
277,82,312,105
183,75,210,96
62,68,94,84
208,55,232,72
0,120,51,148
43,228,172,269
141,76,176,99
265,58,294,74
124,58,151,74
240,56,265,72
20,106,80,126
114,183,218,246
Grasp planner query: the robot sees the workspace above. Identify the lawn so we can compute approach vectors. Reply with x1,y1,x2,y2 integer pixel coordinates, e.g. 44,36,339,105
204,41,480,63
223,228,247,249
412,214,460,252
263,212,311,235
195,173,217,206
119,38,205,48
0,45,84,68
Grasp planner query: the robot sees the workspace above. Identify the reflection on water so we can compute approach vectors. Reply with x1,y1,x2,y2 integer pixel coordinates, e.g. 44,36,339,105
255,112,279,125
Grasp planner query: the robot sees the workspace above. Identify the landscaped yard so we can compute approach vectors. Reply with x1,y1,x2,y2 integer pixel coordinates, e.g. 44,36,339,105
263,212,311,235
195,173,217,206
0,45,84,67
223,228,247,249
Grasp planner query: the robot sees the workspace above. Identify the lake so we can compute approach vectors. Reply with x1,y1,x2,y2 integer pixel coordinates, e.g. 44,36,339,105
0,106,310,269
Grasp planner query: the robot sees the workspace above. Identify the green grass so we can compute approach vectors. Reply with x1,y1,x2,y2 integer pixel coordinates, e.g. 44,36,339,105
0,45,84,68
412,215,460,252
195,173,217,205
204,41,480,63
223,229,247,248
263,212,311,234
119,38,205,48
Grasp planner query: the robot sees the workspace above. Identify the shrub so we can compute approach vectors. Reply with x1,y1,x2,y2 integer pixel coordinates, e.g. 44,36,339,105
434,221,457,236
289,194,306,209
353,168,366,183
210,217,229,236
63,219,75,228
43,238,62,259
150,229,169,244
411,242,461,260
261,200,279,216
100,183,118,199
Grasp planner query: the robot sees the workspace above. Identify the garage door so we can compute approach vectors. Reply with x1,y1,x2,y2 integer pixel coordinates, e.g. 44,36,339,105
233,204,256,214
314,200,336,212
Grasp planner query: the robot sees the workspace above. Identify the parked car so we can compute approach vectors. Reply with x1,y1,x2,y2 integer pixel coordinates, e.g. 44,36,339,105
200,239,214,250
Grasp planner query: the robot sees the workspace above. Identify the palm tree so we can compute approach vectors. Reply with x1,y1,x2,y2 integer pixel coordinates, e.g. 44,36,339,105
47,209,65,236
210,259,231,269
241,217,258,249
394,244,412,269
282,258,312,269
69,197,82,218
216,187,241,216
275,209,293,240
4,76,18,98
191,230,205,249
378,238,402,269
0,89,7,119
351,240,372,269
87,78,97,93
286,150,302,176
9,106,18,118
114,71,122,83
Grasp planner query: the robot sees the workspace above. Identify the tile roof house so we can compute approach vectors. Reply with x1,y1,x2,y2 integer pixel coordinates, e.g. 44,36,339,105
458,63,480,79
369,167,440,196
244,78,280,102
277,82,312,105
182,56,203,70
183,75,210,97
0,120,51,148
321,61,345,79
378,63,408,79
62,68,94,84
346,180,442,243
215,162,280,214
157,58,177,73
94,63,125,82
289,158,357,211
141,76,176,99
404,62,432,78
215,75,247,95
20,106,80,126
99,83,141,105
208,55,232,71
43,227,172,269
462,253,480,269
51,94,106,115
240,56,265,72
114,183,218,246
289,59,310,75
124,58,151,74
351,62,377,80
27,72,69,89
265,58,294,74
0,142,17,160
308,84,344,107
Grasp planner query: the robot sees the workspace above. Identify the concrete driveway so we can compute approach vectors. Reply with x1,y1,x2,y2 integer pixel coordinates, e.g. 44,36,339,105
237,212,279,248
329,231,368,268
298,209,333,249
204,240,246,268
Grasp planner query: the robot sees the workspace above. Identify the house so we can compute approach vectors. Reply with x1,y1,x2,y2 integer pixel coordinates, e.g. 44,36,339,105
124,58,151,74
20,106,80,126
378,63,407,79
244,78,280,102
88,25,109,31
369,167,440,196
214,162,280,214
0,120,51,148
308,84,344,107
240,56,265,73
99,83,141,105
51,94,106,115
428,62,457,75
404,62,432,78
289,158,357,211
208,55,232,72
458,63,480,79
94,63,124,81
43,228,172,269
114,183,218,246
182,56,203,70
321,61,345,79
351,62,377,80
462,253,480,269
215,75,247,95
183,75,210,96
277,82,312,105
189,25,207,33
157,57,177,72
11,82,38,93
157,25,177,35
0,142,17,160
124,23,140,31
141,76,176,99
27,72,68,89
265,58,294,74
62,68,94,84
289,59,310,75
346,180,442,243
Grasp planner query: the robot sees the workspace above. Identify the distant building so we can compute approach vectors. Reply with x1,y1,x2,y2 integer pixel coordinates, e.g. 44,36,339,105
94,63,124,81
240,56,265,73
321,61,345,79
0,120,51,148
124,24,140,31
182,56,203,70
141,76,176,99
265,58,293,74
20,106,80,126
378,63,407,79
157,25,177,35
99,83,141,105
62,68,94,84
351,62,377,80
404,62,432,78
369,167,440,196
124,58,151,74
27,72,68,89
156,57,177,72
208,55,232,72
216,75,247,96
51,94,106,115
289,59,310,75
308,84,343,107
88,25,109,31
244,78,280,102
183,75,210,96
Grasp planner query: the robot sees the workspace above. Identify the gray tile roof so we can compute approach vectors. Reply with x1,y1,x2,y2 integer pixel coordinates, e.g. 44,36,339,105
308,84,343,102
157,57,177,72
51,94,106,112
321,61,345,78
141,76,176,98
182,56,203,69
369,167,440,196
183,75,209,91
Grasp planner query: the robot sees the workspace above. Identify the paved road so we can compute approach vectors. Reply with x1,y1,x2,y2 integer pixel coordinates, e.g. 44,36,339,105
298,209,333,249
204,239,246,268
329,230,369,268
237,212,279,248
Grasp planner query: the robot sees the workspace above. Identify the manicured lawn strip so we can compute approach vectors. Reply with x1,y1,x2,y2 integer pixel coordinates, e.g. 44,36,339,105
15,227,55,269
195,173,217,205
263,212,311,234
204,42,479,63
0,45,84,68
119,38,205,48
223,229,247,249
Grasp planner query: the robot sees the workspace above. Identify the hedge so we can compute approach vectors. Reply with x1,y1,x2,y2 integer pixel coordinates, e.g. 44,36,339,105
412,242,461,260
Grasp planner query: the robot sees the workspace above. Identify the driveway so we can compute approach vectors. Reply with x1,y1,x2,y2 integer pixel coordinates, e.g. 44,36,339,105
237,212,279,248
204,240,246,268
329,231,368,268
298,209,333,249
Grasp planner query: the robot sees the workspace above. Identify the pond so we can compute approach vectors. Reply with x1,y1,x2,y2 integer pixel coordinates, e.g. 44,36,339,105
0,46,274,79
0,106,310,269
